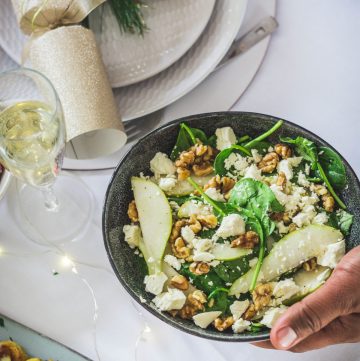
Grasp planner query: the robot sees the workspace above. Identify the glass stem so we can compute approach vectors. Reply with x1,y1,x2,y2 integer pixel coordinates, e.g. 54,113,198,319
42,186,59,212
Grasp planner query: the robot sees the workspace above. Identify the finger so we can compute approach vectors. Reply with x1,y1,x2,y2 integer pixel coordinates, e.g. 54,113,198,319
269,253,360,351
289,314,360,353
251,340,274,349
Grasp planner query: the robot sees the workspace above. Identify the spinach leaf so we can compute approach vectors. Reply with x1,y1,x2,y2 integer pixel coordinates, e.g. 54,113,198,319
214,257,251,283
208,134,217,148
238,135,251,144
317,162,347,209
167,195,202,206
244,120,283,149
206,289,235,314
328,209,354,236
228,178,284,237
280,136,347,209
249,322,266,333
280,136,318,166
318,147,347,190
180,263,224,294
246,140,271,155
170,123,208,160
214,145,251,176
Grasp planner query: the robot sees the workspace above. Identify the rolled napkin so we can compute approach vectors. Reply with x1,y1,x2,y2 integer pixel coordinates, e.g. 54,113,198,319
29,25,127,159
11,0,105,34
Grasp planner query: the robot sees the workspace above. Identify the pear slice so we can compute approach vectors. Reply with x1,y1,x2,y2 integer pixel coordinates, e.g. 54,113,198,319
284,265,332,306
132,177,172,274
193,311,222,329
229,225,343,297
212,243,252,261
165,174,214,196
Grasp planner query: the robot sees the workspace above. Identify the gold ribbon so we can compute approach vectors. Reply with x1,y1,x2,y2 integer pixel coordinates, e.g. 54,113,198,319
11,0,105,35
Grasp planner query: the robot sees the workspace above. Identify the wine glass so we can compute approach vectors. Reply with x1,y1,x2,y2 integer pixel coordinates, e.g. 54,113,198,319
0,68,94,245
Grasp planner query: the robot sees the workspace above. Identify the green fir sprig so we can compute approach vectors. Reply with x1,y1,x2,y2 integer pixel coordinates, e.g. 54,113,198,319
108,0,147,35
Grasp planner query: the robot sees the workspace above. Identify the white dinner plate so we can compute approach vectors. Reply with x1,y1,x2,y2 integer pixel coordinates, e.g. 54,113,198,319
0,0,247,121
89,0,216,87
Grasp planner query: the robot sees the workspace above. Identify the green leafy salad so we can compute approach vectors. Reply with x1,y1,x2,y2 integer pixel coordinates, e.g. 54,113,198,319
123,121,353,334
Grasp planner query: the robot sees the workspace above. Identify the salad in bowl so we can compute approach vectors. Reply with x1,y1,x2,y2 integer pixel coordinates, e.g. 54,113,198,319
121,119,354,334
103,112,359,340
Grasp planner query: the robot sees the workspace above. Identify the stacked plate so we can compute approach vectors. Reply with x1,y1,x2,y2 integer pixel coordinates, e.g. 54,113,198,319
0,0,248,121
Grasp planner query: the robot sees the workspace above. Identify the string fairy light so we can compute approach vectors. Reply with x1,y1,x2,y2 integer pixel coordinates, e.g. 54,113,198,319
0,242,154,361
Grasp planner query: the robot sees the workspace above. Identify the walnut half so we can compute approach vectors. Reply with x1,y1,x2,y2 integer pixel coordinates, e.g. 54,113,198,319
258,152,279,173
170,275,189,290
127,200,139,222
213,316,234,331
231,231,259,249
252,283,273,311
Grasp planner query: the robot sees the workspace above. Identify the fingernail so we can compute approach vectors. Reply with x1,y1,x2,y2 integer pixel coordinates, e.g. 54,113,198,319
277,327,297,348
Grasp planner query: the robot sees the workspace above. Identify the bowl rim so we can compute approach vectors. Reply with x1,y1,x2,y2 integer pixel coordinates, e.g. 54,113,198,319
102,111,360,342
0,169,12,201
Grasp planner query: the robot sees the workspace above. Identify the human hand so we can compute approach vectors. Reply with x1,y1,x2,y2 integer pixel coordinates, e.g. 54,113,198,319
255,245,360,352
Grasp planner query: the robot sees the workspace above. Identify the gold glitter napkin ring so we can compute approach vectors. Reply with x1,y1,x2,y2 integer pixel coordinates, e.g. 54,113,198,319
11,0,105,35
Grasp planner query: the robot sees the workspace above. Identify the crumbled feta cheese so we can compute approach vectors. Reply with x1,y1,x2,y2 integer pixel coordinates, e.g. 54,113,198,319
164,255,182,271
230,300,250,320
268,146,274,152
181,226,195,244
123,224,142,249
144,272,168,295
261,307,288,328
292,205,317,227
193,251,215,263
243,164,263,181
278,159,294,180
276,221,289,234
305,163,311,175
251,149,262,163
169,201,180,212
232,318,251,333
215,127,237,150
277,157,303,182
270,184,288,205
153,288,186,311
193,311,222,329
158,176,177,192
224,153,249,176
192,238,213,252
300,193,319,208
150,152,176,178
273,279,300,301
298,170,310,187
140,296,147,303
313,212,329,225
288,156,303,167
209,260,220,267
216,214,246,238
179,200,212,217
317,240,345,268
249,257,258,268
204,187,226,202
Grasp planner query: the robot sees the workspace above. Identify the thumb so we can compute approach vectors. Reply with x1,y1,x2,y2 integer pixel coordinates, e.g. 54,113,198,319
269,267,351,349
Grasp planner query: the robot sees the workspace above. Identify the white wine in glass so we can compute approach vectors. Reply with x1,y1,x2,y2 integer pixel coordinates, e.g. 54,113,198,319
0,68,94,245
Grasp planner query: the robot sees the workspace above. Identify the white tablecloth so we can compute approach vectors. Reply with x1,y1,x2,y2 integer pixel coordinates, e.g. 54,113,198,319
1,1,359,360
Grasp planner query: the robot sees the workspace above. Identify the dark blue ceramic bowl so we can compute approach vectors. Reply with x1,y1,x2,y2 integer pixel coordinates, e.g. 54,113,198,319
102,112,360,342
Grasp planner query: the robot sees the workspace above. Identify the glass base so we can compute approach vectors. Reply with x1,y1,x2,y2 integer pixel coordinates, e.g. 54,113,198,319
11,173,95,246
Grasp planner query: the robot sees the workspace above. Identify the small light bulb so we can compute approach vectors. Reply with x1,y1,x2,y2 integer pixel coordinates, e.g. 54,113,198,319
61,255,72,267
